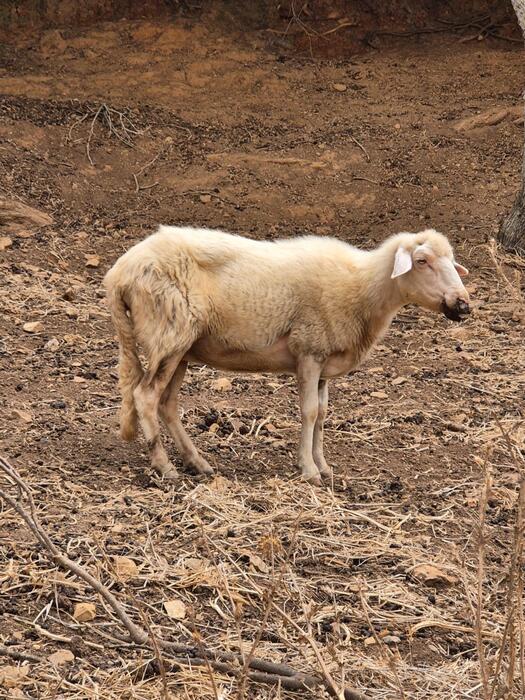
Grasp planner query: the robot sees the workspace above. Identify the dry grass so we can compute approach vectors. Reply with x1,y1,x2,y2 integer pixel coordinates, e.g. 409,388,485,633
1,422,524,699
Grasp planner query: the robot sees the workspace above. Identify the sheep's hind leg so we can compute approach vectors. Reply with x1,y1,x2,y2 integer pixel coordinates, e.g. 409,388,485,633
160,360,213,475
296,356,323,486
313,379,332,478
133,354,184,480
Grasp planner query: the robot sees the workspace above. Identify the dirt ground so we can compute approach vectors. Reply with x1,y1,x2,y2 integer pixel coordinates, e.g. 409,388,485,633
1,9,525,700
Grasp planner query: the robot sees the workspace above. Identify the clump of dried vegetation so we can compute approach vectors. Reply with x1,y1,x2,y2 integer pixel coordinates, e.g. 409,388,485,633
1,431,524,699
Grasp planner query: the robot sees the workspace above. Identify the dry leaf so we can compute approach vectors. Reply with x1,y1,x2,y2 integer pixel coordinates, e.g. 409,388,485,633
23,321,44,333
48,649,74,665
114,556,139,581
209,475,232,492
164,599,186,620
410,564,458,587
0,665,29,688
240,550,270,574
0,236,13,251
364,636,376,646
212,377,232,392
84,254,100,268
73,602,96,622
63,334,85,346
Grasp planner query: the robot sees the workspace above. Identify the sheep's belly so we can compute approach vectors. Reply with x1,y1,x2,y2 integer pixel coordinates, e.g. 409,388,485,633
185,335,296,373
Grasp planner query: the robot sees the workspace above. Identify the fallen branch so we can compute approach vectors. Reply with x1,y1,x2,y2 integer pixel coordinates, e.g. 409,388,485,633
0,644,42,663
67,103,145,166
0,456,369,700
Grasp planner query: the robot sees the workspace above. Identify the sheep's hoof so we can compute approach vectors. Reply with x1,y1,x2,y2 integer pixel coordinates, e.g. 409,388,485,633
155,462,179,480
315,457,332,478
306,473,323,487
185,455,214,476
300,466,322,486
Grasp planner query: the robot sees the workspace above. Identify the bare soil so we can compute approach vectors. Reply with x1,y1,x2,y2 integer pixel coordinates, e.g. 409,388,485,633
1,10,524,700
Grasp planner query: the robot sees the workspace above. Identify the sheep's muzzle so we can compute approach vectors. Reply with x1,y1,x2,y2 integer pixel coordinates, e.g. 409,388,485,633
442,299,470,322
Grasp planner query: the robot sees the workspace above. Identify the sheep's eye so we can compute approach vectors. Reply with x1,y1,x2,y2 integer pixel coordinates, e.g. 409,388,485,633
416,259,427,267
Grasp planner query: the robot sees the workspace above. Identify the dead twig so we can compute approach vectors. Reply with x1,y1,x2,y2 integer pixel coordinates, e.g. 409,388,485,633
132,146,170,193
0,644,42,663
349,136,370,162
475,463,491,700
359,586,406,700
67,103,145,166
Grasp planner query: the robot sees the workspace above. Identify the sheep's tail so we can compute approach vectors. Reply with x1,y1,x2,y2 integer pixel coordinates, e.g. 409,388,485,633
106,287,143,442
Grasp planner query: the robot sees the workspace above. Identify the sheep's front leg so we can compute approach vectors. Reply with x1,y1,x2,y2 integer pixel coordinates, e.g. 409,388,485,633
296,356,323,486
313,379,331,478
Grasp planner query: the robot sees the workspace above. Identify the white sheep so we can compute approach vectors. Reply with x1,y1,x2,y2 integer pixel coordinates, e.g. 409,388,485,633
104,226,470,485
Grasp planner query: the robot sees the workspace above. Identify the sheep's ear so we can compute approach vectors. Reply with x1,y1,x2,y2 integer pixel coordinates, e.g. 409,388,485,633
454,261,469,277
391,247,412,279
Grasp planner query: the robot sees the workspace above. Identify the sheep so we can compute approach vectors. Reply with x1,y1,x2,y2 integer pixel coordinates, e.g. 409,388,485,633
104,225,470,485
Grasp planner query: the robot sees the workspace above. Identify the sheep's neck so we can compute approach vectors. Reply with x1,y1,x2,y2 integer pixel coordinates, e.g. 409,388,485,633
356,260,404,343
323,262,403,378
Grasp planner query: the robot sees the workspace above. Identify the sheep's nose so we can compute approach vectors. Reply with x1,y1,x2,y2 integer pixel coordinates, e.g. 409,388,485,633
456,299,470,316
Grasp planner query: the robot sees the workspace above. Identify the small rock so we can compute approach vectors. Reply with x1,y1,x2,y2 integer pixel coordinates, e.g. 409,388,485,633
410,564,458,587
48,649,75,665
44,338,60,352
23,321,44,334
212,377,232,392
11,409,32,423
84,254,100,268
0,236,13,251
383,635,401,644
65,306,79,318
392,376,408,386
163,599,186,620
199,194,212,203
73,602,96,622
370,391,388,399
114,556,139,581
50,400,66,409
454,106,521,132
332,83,347,92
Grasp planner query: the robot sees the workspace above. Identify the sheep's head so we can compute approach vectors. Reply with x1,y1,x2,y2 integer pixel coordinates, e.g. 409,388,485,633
390,230,470,321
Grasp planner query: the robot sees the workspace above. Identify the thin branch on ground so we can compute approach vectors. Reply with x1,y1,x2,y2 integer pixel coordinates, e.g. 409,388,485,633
475,463,491,700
